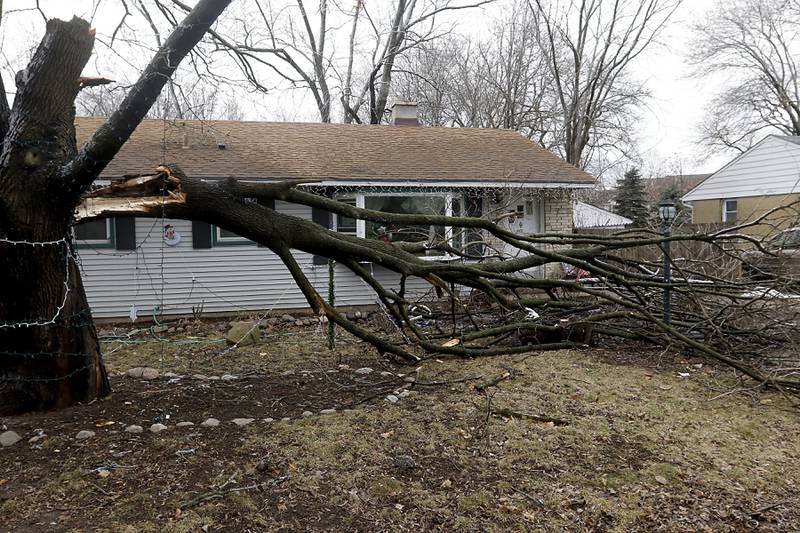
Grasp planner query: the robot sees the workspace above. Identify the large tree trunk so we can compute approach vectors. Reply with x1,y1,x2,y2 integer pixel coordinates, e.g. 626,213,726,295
0,0,232,414
0,18,109,415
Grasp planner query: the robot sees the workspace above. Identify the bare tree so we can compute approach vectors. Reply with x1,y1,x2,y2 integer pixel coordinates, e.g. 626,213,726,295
529,0,680,170
691,0,800,153
156,0,495,124
395,3,555,142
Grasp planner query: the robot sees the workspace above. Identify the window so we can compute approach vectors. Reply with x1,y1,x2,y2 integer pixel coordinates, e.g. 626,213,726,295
213,226,251,245
364,195,446,255
335,198,357,236
212,198,257,246
723,199,738,223
74,219,114,248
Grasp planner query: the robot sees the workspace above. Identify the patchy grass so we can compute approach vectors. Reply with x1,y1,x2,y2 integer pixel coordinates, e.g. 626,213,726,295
1,325,799,532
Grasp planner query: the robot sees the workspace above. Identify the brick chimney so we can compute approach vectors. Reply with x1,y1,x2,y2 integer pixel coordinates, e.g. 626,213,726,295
391,101,419,126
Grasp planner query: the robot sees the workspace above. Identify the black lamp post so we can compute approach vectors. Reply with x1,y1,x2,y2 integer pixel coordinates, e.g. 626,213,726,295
658,200,677,324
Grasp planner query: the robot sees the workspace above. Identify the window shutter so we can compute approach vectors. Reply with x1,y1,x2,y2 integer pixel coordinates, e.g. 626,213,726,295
115,218,136,251
311,206,331,265
192,221,212,249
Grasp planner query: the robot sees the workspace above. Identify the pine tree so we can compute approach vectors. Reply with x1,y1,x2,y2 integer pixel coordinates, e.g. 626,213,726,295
613,167,648,226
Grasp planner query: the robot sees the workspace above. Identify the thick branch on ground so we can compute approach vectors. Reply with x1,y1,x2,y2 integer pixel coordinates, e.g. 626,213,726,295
76,167,800,394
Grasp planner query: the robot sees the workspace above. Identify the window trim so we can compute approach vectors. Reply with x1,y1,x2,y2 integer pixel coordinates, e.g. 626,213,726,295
75,218,115,249
722,199,738,223
212,225,253,246
348,191,466,261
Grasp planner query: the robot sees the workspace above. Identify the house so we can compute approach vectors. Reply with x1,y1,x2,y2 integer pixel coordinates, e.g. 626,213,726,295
682,136,800,234
74,105,595,320
573,201,632,229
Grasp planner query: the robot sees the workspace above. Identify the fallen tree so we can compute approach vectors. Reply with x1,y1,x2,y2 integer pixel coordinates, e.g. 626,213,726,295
1,1,799,415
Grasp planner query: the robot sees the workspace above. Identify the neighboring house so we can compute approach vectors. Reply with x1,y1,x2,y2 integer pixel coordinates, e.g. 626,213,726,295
682,136,800,234
74,106,594,320
573,201,632,229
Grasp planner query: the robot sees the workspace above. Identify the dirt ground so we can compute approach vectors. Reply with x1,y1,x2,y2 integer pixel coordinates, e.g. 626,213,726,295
1,319,799,532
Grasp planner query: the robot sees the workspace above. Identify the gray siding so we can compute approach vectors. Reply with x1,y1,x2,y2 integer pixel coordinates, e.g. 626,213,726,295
78,201,432,319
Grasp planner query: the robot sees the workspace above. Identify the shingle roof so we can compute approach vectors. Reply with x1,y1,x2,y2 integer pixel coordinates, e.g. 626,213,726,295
75,117,594,184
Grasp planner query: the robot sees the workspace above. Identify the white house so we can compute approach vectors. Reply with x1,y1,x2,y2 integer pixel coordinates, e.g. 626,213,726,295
74,109,595,320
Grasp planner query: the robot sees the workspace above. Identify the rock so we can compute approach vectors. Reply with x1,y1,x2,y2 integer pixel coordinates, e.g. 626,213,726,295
176,326,185,333
225,321,261,346
281,370,295,376
394,454,416,469
221,374,238,381
126,367,159,380
354,367,373,375
192,374,209,380
75,430,95,441
301,411,314,418
403,376,416,383
281,417,291,422
319,408,336,415
232,418,255,427
28,434,47,444
201,418,220,427
265,317,281,326
149,423,168,433
153,325,169,334
125,425,144,434
167,327,176,334
295,320,304,327
380,371,394,377
0,431,22,447
398,390,412,398
385,394,399,403
354,311,363,319
141,367,159,380
176,422,195,428
264,418,275,423
208,376,220,381
281,314,295,323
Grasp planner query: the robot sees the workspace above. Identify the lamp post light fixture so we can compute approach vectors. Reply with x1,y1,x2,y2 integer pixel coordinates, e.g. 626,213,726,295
658,200,677,324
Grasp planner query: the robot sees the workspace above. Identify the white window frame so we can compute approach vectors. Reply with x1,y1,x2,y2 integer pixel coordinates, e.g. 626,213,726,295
75,218,114,247
354,191,456,261
722,199,738,223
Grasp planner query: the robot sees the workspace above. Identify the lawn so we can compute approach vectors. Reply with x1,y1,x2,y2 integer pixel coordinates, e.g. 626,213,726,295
1,320,798,532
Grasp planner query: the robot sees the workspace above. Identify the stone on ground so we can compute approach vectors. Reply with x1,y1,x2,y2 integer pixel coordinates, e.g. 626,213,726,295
385,394,399,403
354,367,373,375
319,409,336,415
0,431,21,447
224,321,261,346
124,425,144,434
176,422,195,428
75,430,95,441
149,423,168,433
394,454,416,469
201,418,220,427
301,411,313,418
126,367,159,380
232,418,255,427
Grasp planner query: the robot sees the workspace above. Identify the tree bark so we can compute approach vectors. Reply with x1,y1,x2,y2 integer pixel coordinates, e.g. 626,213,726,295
0,0,232,414
0,18,108,414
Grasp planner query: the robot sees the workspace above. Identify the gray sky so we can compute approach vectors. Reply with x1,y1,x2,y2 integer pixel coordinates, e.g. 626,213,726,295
1,0,732,176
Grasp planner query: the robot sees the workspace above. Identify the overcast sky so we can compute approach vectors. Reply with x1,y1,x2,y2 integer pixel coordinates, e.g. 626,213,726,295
1,0,732,177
